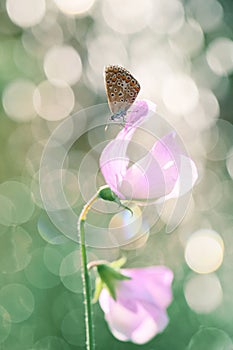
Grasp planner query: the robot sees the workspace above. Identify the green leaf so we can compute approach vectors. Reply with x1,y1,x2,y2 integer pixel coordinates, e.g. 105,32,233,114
110,256,127,269
92,277,103,304
97,264,131,300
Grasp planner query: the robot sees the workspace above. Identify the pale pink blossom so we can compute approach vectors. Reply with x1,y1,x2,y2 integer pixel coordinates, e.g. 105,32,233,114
100,100,198,203
99,266,173,344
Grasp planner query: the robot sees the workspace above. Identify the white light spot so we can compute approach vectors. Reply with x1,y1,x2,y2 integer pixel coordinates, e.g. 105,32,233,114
184,273,223,313
185,229,224,274
184,88,219,131
53,0,95,15
6,0,46,28
150,0,184,34
102,0,152,34
187,0,223,32
206,37,233,76
38,169,79,210
3,79,37,122
108,205,149,249
33,80,74,121
169,19,204,57
162,74,199,115
87,35,127,79
44,45,82,86
163,161,174,170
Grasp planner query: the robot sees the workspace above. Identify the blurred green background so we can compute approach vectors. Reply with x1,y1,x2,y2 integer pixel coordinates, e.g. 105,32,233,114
0,0,233,349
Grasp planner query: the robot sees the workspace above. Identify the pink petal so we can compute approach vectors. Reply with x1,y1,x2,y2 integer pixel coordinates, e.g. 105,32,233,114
100,100,151,198
99,139,130,198
118,267,173,308
151,131,181,168
100,293,170,344
131,302,169,344
156,155,198,202
131,314,161,344
124,100,150,132
102,295,143,340
99,265,173,344
118,133,181,200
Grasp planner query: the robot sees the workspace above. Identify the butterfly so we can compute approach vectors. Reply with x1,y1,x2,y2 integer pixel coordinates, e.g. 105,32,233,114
104,65,140,122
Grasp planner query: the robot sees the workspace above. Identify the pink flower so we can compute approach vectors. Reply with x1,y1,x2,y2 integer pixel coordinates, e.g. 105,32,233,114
100,100,198,203
99,266,173,344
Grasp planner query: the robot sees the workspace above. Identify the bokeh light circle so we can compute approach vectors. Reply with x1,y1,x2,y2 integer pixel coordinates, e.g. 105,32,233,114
102,0,152,34
108,205,150,250
53,0,95,15
24,248,60,289
43,245,64,276
61,308,85,346
206,38,233,76
187,0,223,32
32,336,70,350
162,74,199,115
59,250,96,293
0,227,32,273
184,273,223,313
0,306,11,344
0,181,35,226
0,284,34,323
44,46,82,86
187,327,233,350
33,80,74,121
2,79,37,122
204,120,233,161
169,19,204,57
43,242,78,276
37,212,69,245
184,88,219,131
6,0,46,27
52,290,81,329
150,0,184,34
185,229,224,273
87,35,127,78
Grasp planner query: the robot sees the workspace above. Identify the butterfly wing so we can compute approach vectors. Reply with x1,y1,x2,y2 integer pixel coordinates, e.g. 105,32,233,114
104,65,140,115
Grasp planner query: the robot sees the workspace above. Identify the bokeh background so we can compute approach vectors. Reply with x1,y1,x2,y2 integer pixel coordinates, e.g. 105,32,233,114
0,0,233,349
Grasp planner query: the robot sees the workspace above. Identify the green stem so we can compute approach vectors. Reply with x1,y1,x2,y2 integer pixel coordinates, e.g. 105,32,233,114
77,187,109,350
79,219,94,350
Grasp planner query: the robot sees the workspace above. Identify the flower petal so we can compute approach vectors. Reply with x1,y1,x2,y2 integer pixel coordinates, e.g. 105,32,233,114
100,100,151,198
157,155,198,202
124,100,150,132
98,266,173,344
118,267,174,308
100,292,169,344
99,139,129,198
118,132,181,200
100,293,142,340
131,302,169,344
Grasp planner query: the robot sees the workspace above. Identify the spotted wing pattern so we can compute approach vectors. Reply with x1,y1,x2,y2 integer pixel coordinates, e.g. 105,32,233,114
104,65,140,119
